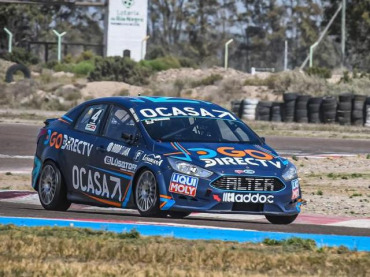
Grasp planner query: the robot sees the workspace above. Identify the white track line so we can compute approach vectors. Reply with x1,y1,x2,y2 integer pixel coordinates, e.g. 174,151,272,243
0,154,34,159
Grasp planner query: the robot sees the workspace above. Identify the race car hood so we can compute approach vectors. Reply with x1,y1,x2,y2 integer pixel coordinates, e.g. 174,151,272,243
154,141,289,176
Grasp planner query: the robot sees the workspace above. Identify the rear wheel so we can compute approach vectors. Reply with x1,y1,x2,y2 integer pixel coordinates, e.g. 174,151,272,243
167,211,191,219
265,214,298,225
135,170,163,217
38,161,71,211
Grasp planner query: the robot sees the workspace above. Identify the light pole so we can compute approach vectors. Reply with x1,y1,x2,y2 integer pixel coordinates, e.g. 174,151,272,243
3,28,13,53
309,41,319,68
341,0,346,67
141,35,150,60
224,39,233,70
52,29,66,63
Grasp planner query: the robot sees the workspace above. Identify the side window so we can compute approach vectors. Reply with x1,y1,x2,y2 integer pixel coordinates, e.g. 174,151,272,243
75,104,107,134
104,106,138,141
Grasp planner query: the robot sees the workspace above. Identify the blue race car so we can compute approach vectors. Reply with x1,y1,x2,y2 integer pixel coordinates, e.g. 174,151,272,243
32,96,302,224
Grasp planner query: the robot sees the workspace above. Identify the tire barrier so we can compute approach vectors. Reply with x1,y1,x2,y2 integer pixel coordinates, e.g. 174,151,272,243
321,96,337,124
230,100,242,117
271,102,283,122
5,64,31,83
283,92,299,122
337,93,352,125
365,97,370,128
256,101,272,121
308,97,322,124
241,98,259,121
351,94,366,126
295,95,311,123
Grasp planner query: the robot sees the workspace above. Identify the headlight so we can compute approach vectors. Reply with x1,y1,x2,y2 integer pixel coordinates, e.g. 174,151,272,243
167,157,213,178
282,163,298,181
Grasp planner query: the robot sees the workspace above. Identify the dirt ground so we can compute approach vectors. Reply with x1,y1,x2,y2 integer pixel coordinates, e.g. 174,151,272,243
1,155,369,218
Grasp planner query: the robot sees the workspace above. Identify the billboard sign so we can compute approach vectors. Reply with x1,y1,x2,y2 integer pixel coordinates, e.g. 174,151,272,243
105,0,148,61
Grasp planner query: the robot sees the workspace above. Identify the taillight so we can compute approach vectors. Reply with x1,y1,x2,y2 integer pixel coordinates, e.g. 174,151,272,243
37,128,47,143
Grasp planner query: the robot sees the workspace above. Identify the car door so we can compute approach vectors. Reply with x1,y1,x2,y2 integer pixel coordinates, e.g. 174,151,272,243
91,105,142,207
66,104,108,196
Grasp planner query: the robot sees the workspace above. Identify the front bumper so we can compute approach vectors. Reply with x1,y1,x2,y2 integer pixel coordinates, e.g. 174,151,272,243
158,169,301,216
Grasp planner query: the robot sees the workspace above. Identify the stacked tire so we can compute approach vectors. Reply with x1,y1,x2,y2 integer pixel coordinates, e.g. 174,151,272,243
256,101,273,121
365,97,370,128
295,95,311,123
283,93,299,122
337,93,352,125
308,97,322,124
352,95,366,126
241,99,259,121
271,102,283,122
321,96,337,124
230,100,242,117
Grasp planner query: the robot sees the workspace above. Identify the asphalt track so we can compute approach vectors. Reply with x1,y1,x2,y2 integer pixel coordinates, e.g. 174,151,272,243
0,122,369,242
1,122,370,172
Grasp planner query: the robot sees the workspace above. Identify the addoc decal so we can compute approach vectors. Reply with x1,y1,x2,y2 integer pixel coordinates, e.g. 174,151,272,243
169,173,198,197
222,193,274,204
44,130,93,157
72,165,122,200
139,107,236,120
142,154,163,166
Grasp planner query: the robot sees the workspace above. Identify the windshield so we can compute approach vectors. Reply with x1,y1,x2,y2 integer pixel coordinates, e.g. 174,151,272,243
142,117,260,143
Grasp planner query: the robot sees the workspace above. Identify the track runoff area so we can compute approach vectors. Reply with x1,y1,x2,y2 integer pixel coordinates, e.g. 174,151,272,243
0,191,369,251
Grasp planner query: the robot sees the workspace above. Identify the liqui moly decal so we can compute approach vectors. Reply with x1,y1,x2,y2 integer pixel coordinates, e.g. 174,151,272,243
169,173,198,197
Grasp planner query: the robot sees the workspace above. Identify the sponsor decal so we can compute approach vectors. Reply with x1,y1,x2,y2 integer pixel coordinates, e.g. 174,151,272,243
139,107,236,120
142,154,163,166
291,179,300,200
72,165,122,200
213,194,221,202
222,192,274,204
133,150,144,162
85,123,96,132
169,173,198,197
104,156,137,172
107,142,131,156
44,130,93,157
203,157,281,169
235,169,255,174
129,108,140,122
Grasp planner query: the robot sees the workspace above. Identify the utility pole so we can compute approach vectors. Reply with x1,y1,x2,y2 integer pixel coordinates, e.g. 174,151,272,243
341,0,346,67
284,40,288,71
224,39,233,70
3,28,13,53
53,30,66,63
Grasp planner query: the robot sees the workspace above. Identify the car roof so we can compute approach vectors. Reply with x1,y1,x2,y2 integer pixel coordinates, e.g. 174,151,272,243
84,96,219,110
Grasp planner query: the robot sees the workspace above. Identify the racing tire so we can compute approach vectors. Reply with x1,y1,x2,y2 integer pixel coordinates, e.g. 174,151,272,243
167,211,192,219
38,161,71,211
265,214,298,225
5,63,31,83
134,170,164,217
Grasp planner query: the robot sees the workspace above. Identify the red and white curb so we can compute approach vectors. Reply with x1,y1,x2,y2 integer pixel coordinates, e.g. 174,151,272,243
1,190,369,229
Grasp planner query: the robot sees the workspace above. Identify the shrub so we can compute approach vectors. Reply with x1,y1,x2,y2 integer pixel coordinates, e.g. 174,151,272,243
1,47,39,65
191,74,223,87
305,66,332,79
140,56,181,71
76,50,95,63
73,61,95,75
89,56,151,85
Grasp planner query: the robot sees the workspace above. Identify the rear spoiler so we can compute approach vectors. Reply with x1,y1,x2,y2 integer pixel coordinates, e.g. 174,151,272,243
43,118,58,126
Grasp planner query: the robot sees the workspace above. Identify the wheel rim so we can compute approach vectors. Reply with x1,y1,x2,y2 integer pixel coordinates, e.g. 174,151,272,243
135,171,157,212
39,165,58,205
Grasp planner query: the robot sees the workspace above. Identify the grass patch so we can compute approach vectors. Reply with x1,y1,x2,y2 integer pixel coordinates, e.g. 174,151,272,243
191,74,223,88
350,193,363,198
0,225,368,276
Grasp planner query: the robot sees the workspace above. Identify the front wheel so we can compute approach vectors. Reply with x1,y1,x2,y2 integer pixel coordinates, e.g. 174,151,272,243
38,161,71,211
134,170,163,217
265,214,298,225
